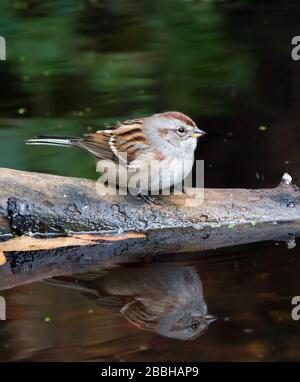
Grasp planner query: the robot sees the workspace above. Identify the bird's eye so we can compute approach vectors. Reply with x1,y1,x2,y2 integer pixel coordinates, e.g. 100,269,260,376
177,126,187,135
191,322,199,330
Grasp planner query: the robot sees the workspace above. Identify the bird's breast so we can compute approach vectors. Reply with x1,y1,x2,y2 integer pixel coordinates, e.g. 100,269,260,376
97,152,194,194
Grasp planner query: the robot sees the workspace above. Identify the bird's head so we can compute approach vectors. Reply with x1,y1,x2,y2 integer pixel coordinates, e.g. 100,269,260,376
156,309,217,341
144,111,206,153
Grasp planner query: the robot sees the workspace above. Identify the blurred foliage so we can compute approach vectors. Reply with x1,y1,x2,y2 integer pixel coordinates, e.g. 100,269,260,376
0,0,256,177
0,0,253,117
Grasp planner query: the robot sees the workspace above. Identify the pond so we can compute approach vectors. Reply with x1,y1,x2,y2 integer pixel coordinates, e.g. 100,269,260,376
0,241,299,361
0,0,300,362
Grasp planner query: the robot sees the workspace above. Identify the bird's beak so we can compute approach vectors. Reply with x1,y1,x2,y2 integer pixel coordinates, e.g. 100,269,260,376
204,314,218,325
192,128,206,139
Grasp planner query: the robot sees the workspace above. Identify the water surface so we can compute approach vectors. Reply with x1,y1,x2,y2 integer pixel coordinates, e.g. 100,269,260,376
0,241,299,361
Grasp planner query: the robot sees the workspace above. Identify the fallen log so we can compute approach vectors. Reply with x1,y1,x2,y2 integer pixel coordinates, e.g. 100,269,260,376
0,167,299,237
0,167,300,289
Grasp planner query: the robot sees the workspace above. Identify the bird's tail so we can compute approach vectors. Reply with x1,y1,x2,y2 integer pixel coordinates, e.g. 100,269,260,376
25,135,79,148
44,276,98,296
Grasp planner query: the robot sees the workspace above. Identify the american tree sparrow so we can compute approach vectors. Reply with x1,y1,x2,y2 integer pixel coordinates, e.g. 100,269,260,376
26,111,206,200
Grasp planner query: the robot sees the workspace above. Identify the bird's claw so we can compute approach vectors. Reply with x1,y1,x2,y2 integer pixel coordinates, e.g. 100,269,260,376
137,193,160,205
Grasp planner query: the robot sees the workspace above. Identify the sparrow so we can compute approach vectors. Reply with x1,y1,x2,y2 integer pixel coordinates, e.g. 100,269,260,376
46,265,217,341
26,111,206,198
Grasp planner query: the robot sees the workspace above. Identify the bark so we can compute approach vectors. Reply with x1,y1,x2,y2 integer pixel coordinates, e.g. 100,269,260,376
0,167,299,290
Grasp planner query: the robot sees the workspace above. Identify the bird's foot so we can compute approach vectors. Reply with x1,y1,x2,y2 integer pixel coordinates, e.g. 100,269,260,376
136,193,160,205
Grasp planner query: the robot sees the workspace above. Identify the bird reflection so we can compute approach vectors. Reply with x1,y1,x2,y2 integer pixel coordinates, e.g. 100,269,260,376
46,265,217,341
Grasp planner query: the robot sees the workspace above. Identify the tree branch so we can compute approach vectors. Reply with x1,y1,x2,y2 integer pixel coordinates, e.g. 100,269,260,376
0,168,299,289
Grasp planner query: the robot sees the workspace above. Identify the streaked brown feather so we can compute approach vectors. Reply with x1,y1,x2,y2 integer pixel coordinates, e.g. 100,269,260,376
77,119,150,165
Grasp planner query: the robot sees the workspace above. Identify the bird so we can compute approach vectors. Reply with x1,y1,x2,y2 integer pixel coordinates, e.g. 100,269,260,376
45,265,217,341
26,111,206,200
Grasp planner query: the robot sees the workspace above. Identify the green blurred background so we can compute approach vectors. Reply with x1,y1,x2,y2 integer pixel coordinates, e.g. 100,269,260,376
0,0,300,185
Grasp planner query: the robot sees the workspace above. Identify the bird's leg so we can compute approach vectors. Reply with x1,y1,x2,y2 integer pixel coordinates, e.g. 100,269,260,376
171,182,186,194
136,192,159,205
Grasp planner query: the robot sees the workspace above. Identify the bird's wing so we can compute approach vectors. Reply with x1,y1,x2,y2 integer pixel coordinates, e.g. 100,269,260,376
78,119,150,166
120,300,160,331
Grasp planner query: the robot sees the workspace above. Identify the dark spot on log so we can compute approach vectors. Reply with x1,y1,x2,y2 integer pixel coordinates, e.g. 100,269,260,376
64,203,81,215
202,234,210,239
7,197,32,235
114,242,129,256
293,184,300,192
43,200,54,208
8,250,38,274
269,192,299,207
111,204,127,222
287,200,295,208
8,197,30,217
7,197,68,235
200,215,209,222
112,204,120,212
0,206,8,218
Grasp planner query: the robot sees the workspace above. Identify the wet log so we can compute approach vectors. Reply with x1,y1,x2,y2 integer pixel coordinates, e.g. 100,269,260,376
0,167,299,237
0,167,300,245
0,167,300,289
